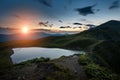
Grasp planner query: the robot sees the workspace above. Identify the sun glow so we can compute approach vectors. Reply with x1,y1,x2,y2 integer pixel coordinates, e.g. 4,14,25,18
22,27,29,34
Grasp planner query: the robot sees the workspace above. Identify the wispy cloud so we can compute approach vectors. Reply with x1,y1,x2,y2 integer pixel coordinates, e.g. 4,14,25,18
109,0,119,9
58,20,63,23
38,0,53,7
38,21,53,28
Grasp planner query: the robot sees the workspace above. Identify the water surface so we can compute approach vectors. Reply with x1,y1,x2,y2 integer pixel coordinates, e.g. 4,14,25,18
11,47,83,63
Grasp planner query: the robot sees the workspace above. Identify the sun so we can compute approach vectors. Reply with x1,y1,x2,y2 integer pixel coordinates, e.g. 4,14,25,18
22,27,29,34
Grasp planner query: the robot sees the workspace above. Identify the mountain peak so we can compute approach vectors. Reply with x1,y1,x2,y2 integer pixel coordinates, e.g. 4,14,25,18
80,20,120,40
97,20,120,30
106,20,120,24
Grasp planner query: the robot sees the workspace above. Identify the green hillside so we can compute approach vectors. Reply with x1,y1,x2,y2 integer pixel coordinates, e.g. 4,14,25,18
93,41,120,74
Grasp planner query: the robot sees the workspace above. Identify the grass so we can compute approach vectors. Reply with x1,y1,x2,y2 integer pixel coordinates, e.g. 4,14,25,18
78,54,93,65
46,71,75,80
15,57,50,66
86,63,118,80
0,33,99,50
46,68,75,80
78,54,119,80
0,48,13,70
0,56,75,80
93,41,120,74
64,38,98,49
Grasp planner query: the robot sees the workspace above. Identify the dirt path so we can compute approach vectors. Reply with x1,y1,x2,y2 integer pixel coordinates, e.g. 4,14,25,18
51,55,88,80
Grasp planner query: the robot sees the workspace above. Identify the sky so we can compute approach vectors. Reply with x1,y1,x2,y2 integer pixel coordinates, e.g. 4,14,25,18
0,0,120,30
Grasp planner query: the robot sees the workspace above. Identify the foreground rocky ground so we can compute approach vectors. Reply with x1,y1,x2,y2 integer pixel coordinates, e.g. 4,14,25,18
51,55,88,80
0,54,88,80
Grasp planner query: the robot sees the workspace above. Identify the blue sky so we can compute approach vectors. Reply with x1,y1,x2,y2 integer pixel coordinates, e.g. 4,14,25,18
0,0,120,29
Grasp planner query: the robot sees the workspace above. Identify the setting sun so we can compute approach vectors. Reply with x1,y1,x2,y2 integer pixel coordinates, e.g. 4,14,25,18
22,27,29,34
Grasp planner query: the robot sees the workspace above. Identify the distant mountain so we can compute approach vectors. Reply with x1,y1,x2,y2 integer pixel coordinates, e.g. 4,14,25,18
0,32,67,42
80,20,120,40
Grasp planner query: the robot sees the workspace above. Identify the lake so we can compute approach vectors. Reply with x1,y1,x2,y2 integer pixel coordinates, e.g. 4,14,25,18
11,47,84,63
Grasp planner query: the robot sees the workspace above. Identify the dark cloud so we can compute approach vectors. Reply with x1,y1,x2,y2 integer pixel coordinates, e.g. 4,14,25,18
80,19,86,21
12,14,26,21
12,14,21,19
64,5,68,10
73,27,82,29
73,27,77,29
73,23,82,25
96,9,100,12
63,0,73,10
75,4,96,16
39,22,48,27
60,26,71,28
109,0,119,9
58,20,63,23
38,0,52,7
80,19,94,24
78,26,82,28
38,21,53,28
50,24,53,27
86,24,96,28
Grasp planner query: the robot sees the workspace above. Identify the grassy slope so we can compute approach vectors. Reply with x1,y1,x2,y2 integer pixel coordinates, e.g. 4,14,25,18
93,41,120,74
0,33,99,50
0,48,13,70
78,54,119,80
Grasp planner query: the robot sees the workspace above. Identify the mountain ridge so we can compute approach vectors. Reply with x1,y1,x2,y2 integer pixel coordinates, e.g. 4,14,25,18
78,20,120,40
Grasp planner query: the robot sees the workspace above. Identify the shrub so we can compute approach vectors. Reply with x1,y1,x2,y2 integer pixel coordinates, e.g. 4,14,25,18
46,70,75,80
78,54,93,65
16,57,50,66
78,54,119,80
85,63,119,80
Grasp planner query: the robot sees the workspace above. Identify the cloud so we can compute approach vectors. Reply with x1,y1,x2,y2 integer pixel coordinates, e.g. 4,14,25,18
58,20,63,23
39,22,47,27
38,21,53,28
75,4,96,16
38,0,52,7
80,19,87,21
73,23,82,25
60,26,71,28
80,19,94,24
109,0,119,9
39,21,48,27
49,24,53,27
86,24,96,28
12,14,21,19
